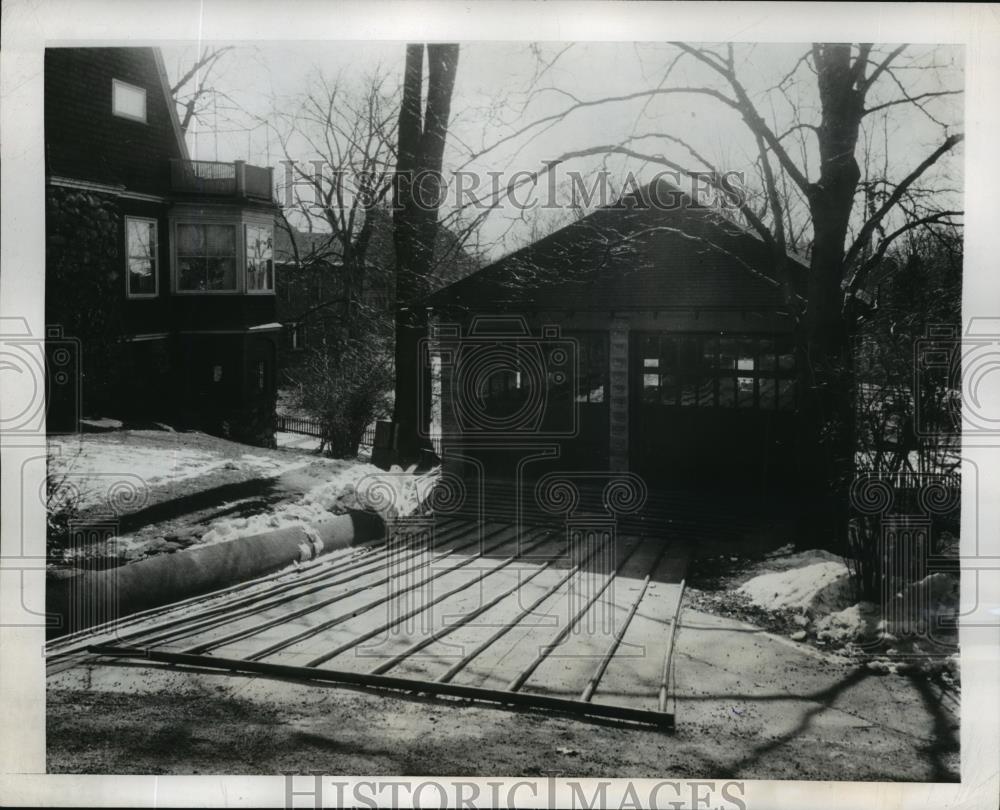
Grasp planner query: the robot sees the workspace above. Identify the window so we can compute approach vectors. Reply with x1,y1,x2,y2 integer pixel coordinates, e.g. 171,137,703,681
176,223,237,291
245,224,274,292
125,217,158,297
569,332,608,404
640,333,797,411
112,79,146,122
257,360,266,391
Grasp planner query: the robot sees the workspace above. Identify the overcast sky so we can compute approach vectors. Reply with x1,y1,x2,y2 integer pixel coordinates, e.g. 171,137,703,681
162,41,964,261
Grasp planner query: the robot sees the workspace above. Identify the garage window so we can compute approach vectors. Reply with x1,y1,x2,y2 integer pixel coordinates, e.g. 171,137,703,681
640,333,796,410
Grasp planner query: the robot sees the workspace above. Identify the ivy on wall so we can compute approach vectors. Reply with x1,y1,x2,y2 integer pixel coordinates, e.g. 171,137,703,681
46,188,127,415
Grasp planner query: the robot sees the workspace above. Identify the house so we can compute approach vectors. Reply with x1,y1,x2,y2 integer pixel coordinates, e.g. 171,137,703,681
424,179,809,493
44,47,281,446
273,208,478,378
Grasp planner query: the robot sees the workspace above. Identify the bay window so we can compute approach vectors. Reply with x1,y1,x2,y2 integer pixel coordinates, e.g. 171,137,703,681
172,218,276,294
176,223,237,291
245,223,274,292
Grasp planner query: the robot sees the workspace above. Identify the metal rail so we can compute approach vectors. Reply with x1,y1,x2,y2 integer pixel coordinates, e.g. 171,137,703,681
657,578,686,715
506,539,643,693
243,525,533,662
121,519,477,649
580,543,670,702
435,532,615,685
306,531,557,667
368,556,556,676
177,522,502,655
69,517,685,732
87,645,675,729
184,523,513,656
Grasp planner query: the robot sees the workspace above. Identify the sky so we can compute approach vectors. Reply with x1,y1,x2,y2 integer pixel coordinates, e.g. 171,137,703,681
161,41,965,262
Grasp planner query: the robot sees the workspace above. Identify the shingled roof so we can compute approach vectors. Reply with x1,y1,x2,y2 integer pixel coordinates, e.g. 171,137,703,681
427,178,808,312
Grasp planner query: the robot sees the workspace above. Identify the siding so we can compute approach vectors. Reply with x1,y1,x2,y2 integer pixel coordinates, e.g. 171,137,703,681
45,48,183,195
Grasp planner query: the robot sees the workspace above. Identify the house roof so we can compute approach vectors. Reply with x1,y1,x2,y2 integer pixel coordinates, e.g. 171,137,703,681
426,177,808,312
44,47,189,196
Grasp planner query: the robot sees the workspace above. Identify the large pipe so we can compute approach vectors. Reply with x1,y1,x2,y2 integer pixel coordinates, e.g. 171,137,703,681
47,510,386,638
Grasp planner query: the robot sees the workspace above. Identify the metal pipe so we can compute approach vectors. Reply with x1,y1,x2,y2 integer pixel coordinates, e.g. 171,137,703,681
368,555,556,676
48,510,383,637
88,645,675,729
435,531,613,685
181,522,507,655
657,578,686,715
244,524,524,662
307,531,556,667
579,543,669,703
506,538,643,693
120,519,475,650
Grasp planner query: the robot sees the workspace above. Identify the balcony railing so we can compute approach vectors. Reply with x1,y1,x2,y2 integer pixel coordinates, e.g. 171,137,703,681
169,159,274,201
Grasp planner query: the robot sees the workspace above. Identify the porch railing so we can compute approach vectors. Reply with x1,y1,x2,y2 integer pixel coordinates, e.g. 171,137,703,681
169,159,274,201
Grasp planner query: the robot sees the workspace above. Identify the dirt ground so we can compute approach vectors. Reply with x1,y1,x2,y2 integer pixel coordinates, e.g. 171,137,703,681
46,601,959,780
44,429,960,781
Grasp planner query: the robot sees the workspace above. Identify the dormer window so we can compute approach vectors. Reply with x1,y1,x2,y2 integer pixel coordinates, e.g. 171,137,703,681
112,79,146,122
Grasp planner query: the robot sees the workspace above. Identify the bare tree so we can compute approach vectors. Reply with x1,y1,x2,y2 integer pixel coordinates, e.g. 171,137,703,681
169,47,236,135
391,43,460,464
266,68,401,457
460,43,963,543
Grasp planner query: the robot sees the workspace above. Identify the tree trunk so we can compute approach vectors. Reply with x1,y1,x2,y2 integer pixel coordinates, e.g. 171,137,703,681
797,44,865,547
391,43,459,465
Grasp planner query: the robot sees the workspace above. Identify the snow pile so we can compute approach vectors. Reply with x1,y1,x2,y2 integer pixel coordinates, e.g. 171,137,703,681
197,464,439,547
737,558,854,615
48,432,308,510
815,602,880,644
815,572,959,644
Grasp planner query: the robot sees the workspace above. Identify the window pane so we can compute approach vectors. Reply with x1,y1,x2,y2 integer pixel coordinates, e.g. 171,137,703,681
660,337,678,370
246,224,274,292
113,80,146,120
127,219,157,296
718,338,738,372
737,375,755,407
758,338,776,371
178,257,205,290
702,336,719,370
679,337,700,372
697,377,715,407
680,378,698,407
177,224,204,255
718,376,736,407
128,258,155,295
207,225,236,256
127,220,154,259
758,377,777,409
643,373,660,403
206,257,236,290
777,379,796,410
660,373,678,406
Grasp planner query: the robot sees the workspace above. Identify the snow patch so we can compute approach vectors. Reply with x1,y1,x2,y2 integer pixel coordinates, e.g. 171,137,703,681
737,558,854,614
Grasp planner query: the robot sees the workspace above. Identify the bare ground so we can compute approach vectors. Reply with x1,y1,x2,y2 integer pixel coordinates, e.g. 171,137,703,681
46,605,959,780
